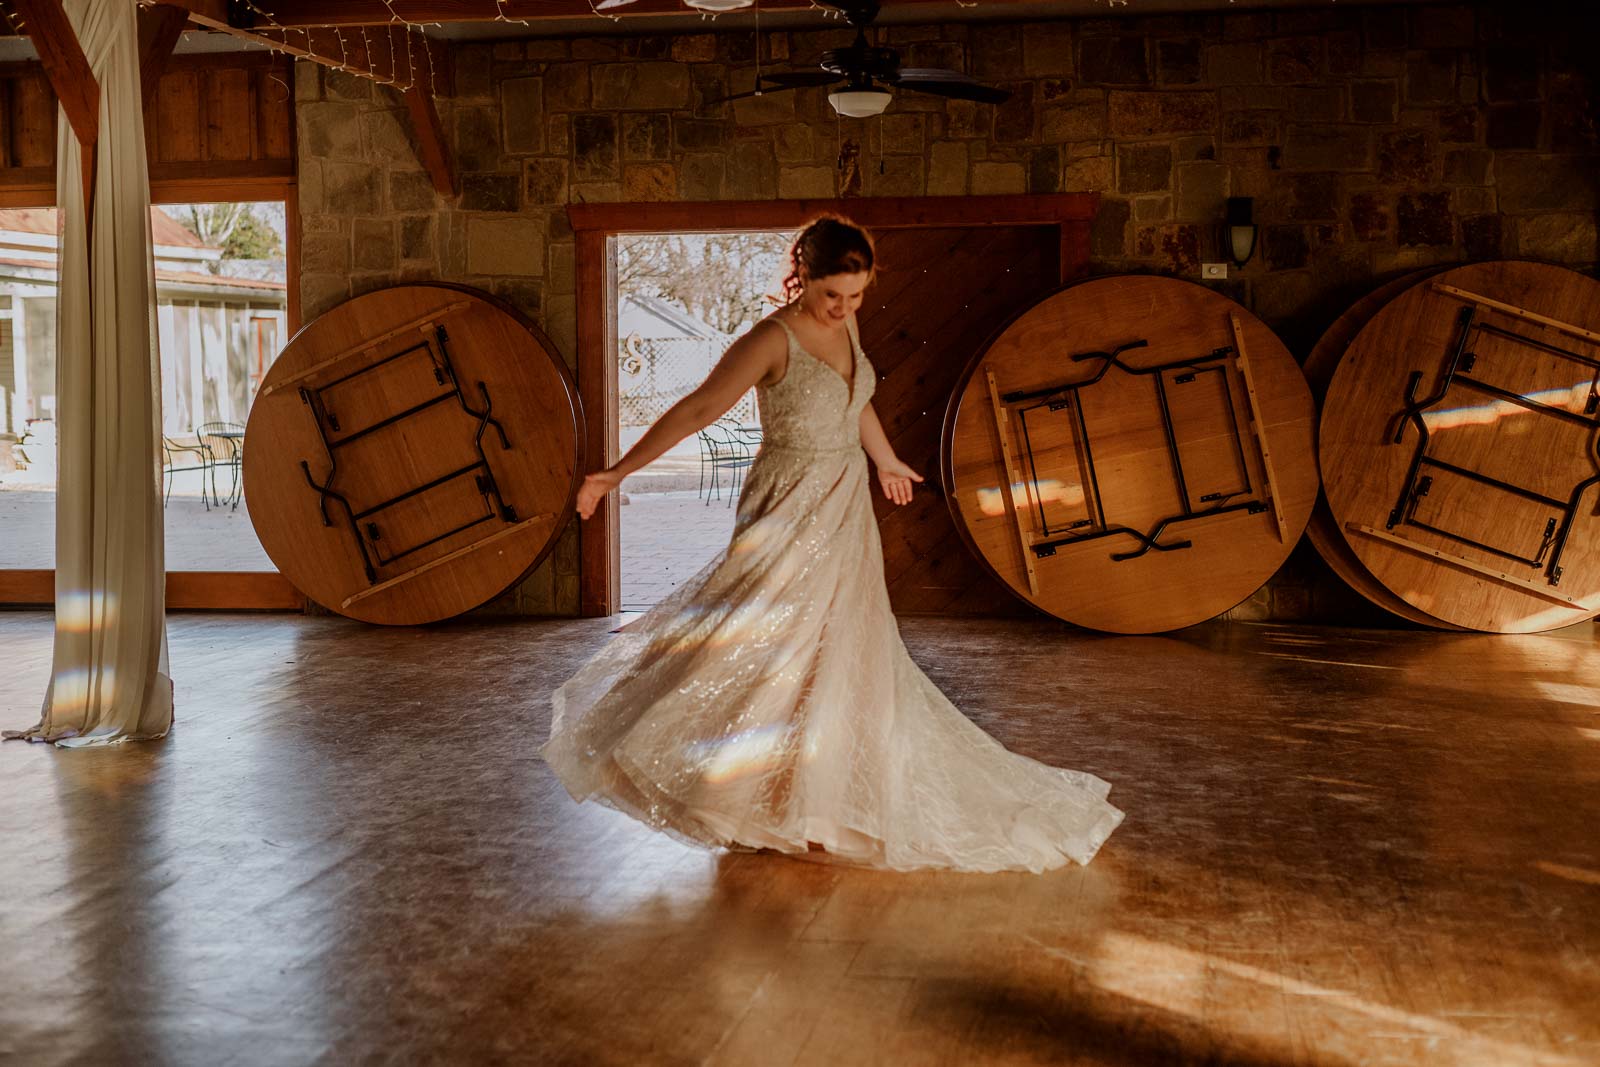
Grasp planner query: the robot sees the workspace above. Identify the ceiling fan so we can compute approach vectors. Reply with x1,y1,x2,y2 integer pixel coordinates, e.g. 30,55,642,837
705,0,1014,118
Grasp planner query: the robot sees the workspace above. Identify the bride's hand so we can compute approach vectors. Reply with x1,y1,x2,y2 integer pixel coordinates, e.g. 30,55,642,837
877,458,924,506
575,468,624,520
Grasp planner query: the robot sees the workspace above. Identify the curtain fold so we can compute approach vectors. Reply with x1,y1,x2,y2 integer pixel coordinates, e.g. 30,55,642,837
4,0,173,747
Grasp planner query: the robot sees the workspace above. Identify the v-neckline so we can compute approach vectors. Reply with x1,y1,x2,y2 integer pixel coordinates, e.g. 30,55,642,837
784,316,857,403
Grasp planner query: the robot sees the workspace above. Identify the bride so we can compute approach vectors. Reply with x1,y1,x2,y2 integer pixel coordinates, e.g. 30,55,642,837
540,216,1124,873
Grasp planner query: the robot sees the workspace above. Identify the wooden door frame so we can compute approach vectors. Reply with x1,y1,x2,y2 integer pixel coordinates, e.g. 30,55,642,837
567,192,1099,618
0,176,304,611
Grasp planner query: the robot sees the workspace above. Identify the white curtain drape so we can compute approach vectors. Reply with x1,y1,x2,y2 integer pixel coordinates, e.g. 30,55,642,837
4,0,173,746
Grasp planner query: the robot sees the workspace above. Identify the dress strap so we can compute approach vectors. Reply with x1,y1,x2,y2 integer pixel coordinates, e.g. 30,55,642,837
770,314,800,346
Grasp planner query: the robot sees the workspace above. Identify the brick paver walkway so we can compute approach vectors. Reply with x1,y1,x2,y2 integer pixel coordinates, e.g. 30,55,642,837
620,488,739,610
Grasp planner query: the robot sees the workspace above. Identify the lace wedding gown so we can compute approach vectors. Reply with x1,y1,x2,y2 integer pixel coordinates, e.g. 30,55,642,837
540,316,1124,873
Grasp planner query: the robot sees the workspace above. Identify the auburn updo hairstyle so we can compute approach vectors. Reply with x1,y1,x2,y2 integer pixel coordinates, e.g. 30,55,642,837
781,215,875,304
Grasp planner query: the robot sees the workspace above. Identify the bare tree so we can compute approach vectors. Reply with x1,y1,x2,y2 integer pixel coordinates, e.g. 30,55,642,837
618,232,793,335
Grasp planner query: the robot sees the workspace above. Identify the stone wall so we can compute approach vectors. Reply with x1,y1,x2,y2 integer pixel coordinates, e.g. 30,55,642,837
294,1,1599,621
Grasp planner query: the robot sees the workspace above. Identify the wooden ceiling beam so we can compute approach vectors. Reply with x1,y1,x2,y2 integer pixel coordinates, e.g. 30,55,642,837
139,3,190,112
155,0,453,93
201,0,1006,26
10,0,97,146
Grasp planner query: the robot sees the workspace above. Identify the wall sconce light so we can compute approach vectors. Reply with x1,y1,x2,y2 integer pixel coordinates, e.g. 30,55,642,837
1225,197,1257,268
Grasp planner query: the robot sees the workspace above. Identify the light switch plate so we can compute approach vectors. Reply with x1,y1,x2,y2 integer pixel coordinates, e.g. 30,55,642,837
1202,263,1228,279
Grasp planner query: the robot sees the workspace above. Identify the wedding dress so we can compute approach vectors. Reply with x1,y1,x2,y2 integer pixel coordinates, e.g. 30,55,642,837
540,315,1124,873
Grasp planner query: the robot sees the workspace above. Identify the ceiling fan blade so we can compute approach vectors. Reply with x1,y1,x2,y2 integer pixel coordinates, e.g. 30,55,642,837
889,68,1011,104
705,80,816,105
757,71,848,90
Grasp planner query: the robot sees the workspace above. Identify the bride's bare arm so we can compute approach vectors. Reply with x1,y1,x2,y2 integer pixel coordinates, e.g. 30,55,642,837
574,324,783,519
860,401,924,506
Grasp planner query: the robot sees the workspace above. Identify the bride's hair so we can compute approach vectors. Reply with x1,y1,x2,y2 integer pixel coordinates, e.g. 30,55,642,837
781,215,875,303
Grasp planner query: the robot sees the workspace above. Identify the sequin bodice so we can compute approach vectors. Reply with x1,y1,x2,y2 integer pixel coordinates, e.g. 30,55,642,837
756,315,876,454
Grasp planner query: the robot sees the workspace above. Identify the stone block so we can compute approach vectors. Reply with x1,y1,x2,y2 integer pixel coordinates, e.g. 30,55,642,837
1437,107,1477,144
907,41,966,72
1134,196,1171,221
1222,12,1273,40
1497,154,1600,213
548,116,570,156
1406,52,1456,104
301,273,350,319
544,63,590,110
294,59,321,103
1350,80,1401,123
623,113,671,160
1453,186,1495,215
1548,73,1600,153
1158,224,1201,273
1412,4,1475,48
324,163,381,215
572,38,619,61
1348,191,1389,240
569,182,621,203
725,141,777,199
1029,147,1060,193
301,230,348,274
1079,36,1147,85
621,35,671,60
452,44,492,100
993,83,1036,143
1157,39,1202,86
1023,24,1074,77
1108,91,1217,137
1263,225,1308,270
592,63,690,111
678,152,725,200
673,118,728,153
1396,191,1453,246
672,34,717,63
461,174,519,212
1174,161,1228,220
1116,143,1172,193
493,41,524,62
622,163,676,201
779,165,835,199
455,108,502,172
501,78,545,155
881,113,925,155
526,40,568,60
1282,126,1372,171
1484,46,1541,102
1283,172,1340,221
352,218,396,271
1204,42,1263,85
1442,148,1490,185
299,101,363,162
1175,136,1215,162
730,75,796,126
972,161,1027,195
400,216,433,262
468,217,545,276
1461,214,1504,260
1486,103,1540,150
1291,87,1344,123
1363,8,1408,50
1042,103,1105,143
1378,128,1434,185
547,242,575,296
524,159,569,207
1062,155,1112,192
573,114,619,181
928,141,967,195
1220,85,1287,110
387,170,432,213
1516,212,1598,262
774,123,814,164
868,155,925,197
971,24,1023,80
1326,31,1361,76
1222,110,1282,146
1091,197,1130,257
1269,37,1324,84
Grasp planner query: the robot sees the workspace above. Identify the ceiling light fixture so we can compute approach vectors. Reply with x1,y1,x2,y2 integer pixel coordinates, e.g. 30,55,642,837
828,87,891,118
682,0,754,10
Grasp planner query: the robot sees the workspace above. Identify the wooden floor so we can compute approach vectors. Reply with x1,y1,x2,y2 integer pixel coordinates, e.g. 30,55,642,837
1,613,1597,1067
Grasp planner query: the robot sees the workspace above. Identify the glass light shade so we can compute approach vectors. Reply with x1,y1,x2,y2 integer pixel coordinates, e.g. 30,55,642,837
828,89,892,118
683,0,753,10
1228,225,1257,267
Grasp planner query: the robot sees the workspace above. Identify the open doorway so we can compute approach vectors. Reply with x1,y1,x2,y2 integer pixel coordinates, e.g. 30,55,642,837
613,230,791,611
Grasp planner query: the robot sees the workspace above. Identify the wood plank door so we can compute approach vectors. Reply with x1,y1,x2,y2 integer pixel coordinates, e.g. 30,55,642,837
861,225,1062,615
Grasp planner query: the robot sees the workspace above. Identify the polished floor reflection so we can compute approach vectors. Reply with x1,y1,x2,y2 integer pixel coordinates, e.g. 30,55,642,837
1,613,1596,1066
